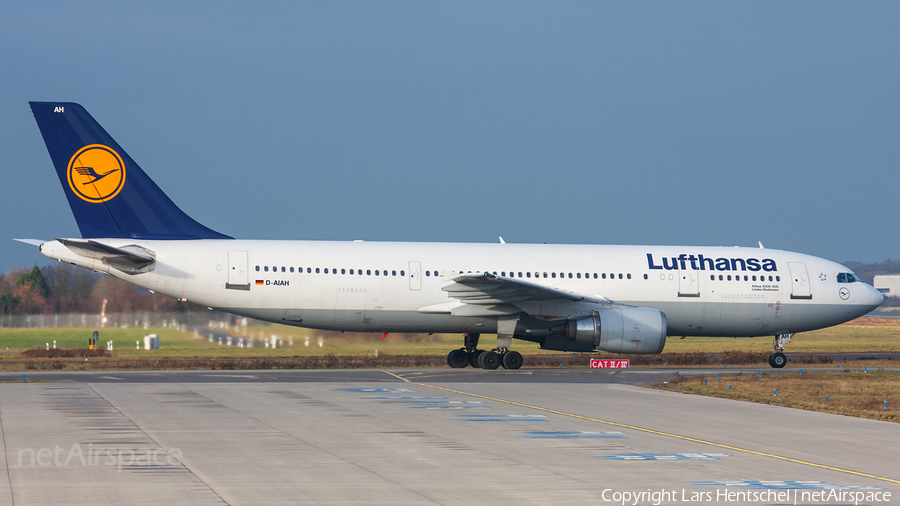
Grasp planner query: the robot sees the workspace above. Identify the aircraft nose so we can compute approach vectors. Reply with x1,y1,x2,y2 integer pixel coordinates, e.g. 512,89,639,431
869,284,885,309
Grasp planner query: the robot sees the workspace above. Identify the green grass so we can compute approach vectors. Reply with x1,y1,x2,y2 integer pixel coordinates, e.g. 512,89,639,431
661,370,900,423
0,319,898,360
0,326,551,359
662,324,900,354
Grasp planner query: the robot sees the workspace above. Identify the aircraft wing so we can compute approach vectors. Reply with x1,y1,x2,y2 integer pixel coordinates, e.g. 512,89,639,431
432,273,612,318
443,273,611,305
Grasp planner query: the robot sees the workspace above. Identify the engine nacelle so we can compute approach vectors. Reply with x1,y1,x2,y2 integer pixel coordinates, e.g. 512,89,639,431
547,307,667,354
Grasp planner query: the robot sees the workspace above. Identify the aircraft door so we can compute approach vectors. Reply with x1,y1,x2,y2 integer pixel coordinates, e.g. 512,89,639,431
678,267,700,297
788,262,812,300
226,250,250,290
409,261,422,291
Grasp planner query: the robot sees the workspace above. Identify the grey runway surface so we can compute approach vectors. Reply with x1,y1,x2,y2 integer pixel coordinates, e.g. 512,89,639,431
0,369,896,505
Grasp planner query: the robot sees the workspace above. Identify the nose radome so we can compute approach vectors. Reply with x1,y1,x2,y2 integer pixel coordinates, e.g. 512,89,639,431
870,284,885,308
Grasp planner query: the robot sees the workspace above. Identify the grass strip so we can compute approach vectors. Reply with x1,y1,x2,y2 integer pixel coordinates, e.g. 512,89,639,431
660,370,900,423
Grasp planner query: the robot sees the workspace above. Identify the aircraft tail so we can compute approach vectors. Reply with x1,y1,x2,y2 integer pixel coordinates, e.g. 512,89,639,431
29,102,231,240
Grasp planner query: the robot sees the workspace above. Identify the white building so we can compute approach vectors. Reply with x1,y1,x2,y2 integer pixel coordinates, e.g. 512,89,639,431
873,275,900,297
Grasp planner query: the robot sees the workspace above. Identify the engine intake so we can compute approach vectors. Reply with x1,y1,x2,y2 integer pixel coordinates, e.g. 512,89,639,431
547,307,667,354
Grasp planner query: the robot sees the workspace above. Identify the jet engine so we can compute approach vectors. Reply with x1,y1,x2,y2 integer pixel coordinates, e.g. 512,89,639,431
546,307,667,354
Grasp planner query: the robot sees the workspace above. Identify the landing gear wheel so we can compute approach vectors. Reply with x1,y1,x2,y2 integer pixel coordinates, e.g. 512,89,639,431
469,350,484,368
447,349,469,368
502,351,523,370
769,352,787,369
478,350,500,370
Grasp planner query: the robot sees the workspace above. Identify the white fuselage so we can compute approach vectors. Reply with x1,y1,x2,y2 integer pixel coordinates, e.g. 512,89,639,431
40,239,882,343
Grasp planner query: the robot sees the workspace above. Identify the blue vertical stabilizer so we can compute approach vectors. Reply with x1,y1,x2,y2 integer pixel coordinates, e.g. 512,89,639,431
29,102,232,240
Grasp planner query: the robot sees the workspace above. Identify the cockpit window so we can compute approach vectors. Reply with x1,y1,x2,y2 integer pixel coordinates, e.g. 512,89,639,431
837,273,859,283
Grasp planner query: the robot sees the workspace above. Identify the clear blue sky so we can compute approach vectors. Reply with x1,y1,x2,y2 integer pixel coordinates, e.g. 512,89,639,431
2,1,898,273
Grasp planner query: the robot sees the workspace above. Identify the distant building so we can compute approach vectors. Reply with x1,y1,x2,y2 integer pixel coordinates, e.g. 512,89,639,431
873,275,900,297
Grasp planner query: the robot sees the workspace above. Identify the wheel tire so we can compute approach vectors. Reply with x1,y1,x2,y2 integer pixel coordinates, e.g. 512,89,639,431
479,350,500,370
447,349,468,368
771,352,787,369
470,350,484,368
502,351,523,370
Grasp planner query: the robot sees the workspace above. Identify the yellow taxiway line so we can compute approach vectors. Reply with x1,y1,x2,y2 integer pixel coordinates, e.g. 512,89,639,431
380,370,899,485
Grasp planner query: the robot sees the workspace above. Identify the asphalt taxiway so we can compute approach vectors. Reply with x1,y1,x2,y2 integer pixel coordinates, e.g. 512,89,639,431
0,369,896,505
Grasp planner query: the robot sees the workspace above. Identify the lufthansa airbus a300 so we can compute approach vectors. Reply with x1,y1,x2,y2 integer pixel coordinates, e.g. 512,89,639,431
19,102,883,369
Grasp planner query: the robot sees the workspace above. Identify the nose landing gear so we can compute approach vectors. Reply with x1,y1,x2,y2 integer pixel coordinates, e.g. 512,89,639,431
768,333,791,368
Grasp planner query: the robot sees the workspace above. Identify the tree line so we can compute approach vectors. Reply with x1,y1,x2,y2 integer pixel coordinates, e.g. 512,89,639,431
0,263,196,315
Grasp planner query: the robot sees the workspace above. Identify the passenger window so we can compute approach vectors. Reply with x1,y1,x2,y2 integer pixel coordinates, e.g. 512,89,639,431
290,267,294,273
426,271,430,277
727,275,732,281
543,272,547,278
710,275,715,281
526,272,531,278
752,275,756,281
392,270,397,276
366,269,371,275
264,266,269,272
627,274,631,279
375,270,379,276
602,273,606,279
281,267,286,272
644,274,649,280
719,275,723,280
255,266,260,272
401,270,405,276
593,273,597,279
618,273,623,279
307,268,311,273
743,275,748,281
315,268,320,273
341,269,346,274
551,272,556,278
433,271,438,276
776,276,780,282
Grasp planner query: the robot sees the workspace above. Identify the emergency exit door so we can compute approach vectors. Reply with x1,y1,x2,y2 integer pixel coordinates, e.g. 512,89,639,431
788,262,812,300
409,261,422,290
678,268,700,297
226,250,250,290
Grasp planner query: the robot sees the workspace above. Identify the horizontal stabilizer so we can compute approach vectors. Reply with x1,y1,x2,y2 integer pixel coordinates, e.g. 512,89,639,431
57,238,156,274
13,239,46,247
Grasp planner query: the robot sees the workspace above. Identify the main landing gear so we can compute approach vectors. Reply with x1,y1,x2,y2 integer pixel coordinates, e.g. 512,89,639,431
446,333,523,370
768,333,791,368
